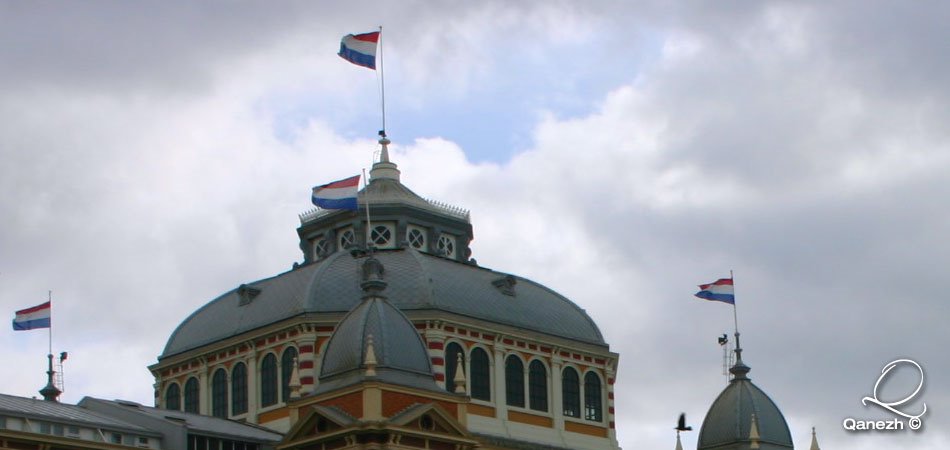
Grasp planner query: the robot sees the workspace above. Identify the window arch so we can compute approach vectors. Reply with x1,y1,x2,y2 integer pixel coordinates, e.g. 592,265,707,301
231,362,248,416
445,342,465,394
281,347,299,402
505,355,525,407
260,353,278,407
562,367,580,418
211,368,228,418
528,360,548,412
164,383,181,411
470,347,491,401
584,372,603,422
183,377,199,413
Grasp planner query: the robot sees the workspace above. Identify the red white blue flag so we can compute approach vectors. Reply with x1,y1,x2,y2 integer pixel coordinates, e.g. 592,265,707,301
312,175,360,211
695,278,735,304
12,301,51,331
338,31,379,70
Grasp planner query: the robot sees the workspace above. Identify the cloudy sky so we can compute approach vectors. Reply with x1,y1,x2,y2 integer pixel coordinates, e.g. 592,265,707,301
2,1,947,449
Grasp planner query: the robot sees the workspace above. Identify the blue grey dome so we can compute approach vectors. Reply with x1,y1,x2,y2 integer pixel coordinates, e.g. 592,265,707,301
697,360,793,450
160,248,605,358
320,296,432,378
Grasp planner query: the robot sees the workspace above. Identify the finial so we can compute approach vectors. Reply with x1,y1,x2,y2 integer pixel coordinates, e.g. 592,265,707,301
360,256,387,296
378,130,391,163
728,331,751,380
364,334,378,377
674,431,683,450
453,355,466,394
749,413,761,449
810,427,821,450
369,133,400,181
288,357,302,400
39,353,61,402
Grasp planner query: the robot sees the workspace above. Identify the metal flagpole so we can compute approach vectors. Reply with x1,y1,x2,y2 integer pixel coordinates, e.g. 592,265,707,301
730,270,739,335
48,290,52,357
363,168,373,249
377,25,386,137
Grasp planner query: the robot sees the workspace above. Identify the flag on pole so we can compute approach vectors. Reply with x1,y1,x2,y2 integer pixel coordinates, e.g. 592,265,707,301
312,175,361,211
338,31,380,69
695,278,735,304
12,301,51,331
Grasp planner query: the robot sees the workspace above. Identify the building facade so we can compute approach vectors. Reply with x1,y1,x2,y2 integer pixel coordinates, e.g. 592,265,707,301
149,139,621,449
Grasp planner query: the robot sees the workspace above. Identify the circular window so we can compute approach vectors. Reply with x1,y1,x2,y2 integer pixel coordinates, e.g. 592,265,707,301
339,230,356,249
438,235,455,257
371,225,392,246
314,239,330,258
407,228,425,249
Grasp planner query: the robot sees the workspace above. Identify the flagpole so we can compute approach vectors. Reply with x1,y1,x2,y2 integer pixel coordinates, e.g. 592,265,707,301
730,270,738,336
377,25,386,137
363,168,373,249
47,290,52,357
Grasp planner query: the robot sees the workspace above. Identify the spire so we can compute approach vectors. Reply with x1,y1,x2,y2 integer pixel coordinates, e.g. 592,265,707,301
674,431,683,450
288,357,302,400
809,427,821,450
452,355,466,394
39,353,61,402
369,134,400,182
364,334,378,377
748,413,761,449
729,331,750,380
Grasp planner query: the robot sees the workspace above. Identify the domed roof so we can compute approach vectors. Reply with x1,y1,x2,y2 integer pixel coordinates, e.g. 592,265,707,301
160,248,605,358
160,147,605,360
697,357,793,450
315,256,439,392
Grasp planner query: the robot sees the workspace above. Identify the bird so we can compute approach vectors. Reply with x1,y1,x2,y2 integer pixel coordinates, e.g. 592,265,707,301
676,413,693,432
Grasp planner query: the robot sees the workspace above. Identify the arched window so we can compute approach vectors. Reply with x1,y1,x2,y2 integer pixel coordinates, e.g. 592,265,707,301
445,343,465,394
211,369,228,418
584,372,603,422
164,383,181,411
183,377,199,413
528,360,548,412
470,348,491,401
260,354,278,407
505,355,524,407
281,347,298,402
562,367,580,418
231,362,248,416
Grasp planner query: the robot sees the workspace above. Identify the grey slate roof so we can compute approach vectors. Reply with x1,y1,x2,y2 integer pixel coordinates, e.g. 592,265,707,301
0,393,153,435
162,248,605,358
79,398,282,443
320,297,432,378
697,362,794,450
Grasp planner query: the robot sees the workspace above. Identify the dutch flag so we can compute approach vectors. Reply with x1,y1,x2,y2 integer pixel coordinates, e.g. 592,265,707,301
695,278,735,304
312,175,361,211
12,301,51,331
338,31,379,70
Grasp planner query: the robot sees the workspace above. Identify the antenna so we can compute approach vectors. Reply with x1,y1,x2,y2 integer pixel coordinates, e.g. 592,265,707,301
718,334,733,381
55,352,68,394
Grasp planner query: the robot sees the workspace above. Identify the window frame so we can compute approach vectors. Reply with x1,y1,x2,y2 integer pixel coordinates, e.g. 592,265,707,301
211,368,228,418
260,353,278,407
528,359,548,412
504,355,525,408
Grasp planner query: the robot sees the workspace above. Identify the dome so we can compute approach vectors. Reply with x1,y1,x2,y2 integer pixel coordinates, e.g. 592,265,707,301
315,256,438,392
161,248,604,358
697,358,793,450
159,148,605,360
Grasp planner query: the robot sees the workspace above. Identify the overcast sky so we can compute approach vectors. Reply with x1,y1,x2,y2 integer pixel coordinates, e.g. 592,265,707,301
2,2,948,449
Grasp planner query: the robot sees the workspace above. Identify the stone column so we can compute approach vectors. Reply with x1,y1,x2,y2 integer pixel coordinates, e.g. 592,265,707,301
246,345,259,423
551,353,564,430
